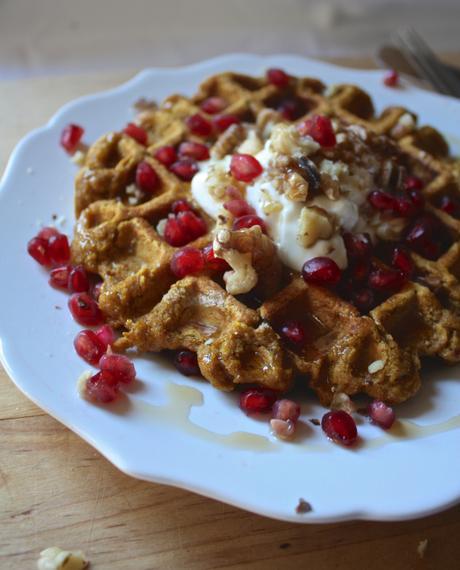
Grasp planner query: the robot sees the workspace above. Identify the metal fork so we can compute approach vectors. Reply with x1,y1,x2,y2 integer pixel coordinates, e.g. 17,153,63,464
395,28,460,98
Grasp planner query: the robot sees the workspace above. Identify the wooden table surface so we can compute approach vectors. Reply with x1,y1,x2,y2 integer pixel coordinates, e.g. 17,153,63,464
2,57,460,570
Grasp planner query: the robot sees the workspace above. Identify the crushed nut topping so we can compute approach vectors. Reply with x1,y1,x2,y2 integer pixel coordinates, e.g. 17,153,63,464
298,206,334,248
213,229,257,295
37,547,88,570
211,123,247,159
330,392,356,414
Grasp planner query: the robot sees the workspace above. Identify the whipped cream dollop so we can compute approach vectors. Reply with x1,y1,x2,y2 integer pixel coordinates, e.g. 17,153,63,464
191,123,375,271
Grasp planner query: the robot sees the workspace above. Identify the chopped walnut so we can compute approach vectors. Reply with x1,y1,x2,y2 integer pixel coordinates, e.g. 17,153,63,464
205,160,234,200
330,392,356,414
37,547,88,570
211,123,247,159
238,129,264,155
298,206,334,248
285,171,310,202
213,229,257,295
256,108,283,139
260,188,282,214
320,172,341,200
374,216,406,240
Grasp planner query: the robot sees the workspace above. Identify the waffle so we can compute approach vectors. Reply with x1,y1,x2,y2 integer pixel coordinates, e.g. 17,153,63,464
71,71,460,406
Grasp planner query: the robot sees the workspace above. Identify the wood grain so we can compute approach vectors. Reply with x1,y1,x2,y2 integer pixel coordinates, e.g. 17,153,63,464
1,58,460,570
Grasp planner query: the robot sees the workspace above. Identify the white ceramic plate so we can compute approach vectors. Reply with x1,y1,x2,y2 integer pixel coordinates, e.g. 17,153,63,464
1,54,460,524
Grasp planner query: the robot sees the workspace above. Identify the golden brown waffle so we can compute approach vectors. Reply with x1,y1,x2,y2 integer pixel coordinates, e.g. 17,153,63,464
71,71,460,406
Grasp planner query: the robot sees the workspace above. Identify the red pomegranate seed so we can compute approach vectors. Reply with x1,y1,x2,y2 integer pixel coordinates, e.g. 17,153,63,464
60,124,84,153
212,114,240,133
154,145,177,167
85,371,119,403
351,259,370,282
174,350,200,376
367,190,397,212
68,265,90,292
68,292,104,326
272,399,301,423
232,214,267,233
170,247,205,278
405,217,441,260
352,288,375,313
298,115,336,147
266,68,290,88
170,159,199,181
171,199,193,214
439,196,460,217
383,70,399,87
48,234,70,265
277,99,303,121
404,176,423,191
407,188,425,212
394,196,417,218
240,388,278,414
202,244,230,271
49,265,71,289
343,232,372,261
99,353,136,385
302,257,341,287
74,330,106,365
37,227,60,241
163,217,188,247
135,161,160,193
321,410,357,446
280,320,306,346
178,210,207,239
226,186,243,200
270,418,296,439
186,113,213,137
27,237,51,266
368,268,406,293
95,324,116,348
124,122,148,145
392,247,414,276
224,199,256,217
200,96,227,115
178,141,210,161
368,400,395,429
230,154,263,182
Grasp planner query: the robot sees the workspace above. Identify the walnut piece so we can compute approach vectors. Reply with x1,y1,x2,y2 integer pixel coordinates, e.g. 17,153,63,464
211,123,247,159
285,171,310,202
37,547,88,570
298,206,334,248
213,229,257,295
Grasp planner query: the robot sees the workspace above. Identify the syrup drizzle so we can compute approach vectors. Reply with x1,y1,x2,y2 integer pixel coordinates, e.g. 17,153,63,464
133,383,460,452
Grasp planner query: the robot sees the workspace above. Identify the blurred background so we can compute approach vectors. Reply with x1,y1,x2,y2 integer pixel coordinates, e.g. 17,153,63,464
1,0,459,79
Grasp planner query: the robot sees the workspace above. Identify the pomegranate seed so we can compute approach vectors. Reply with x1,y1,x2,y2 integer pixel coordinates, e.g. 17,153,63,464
405,176,423,191
224,199,256,217
85,371,119,403
383,70,399,87
124,123,148,145
178,141,210,161
68,265,90,292
200,96,227,114
49,265,71,289
99,353,136,385
163,217,188,247
171,199,194,214
270,418,296,439
48,234,70,265
302,257,341,287
298,115,336,147
351,259,370,282
407,188,425,212
392,247,414,276
439,196,460,217
352,288,375,313
68,292,104,326
212,114,240,133
37,227,60,241
277,99,303,121
95,324,116,348
230,154,263,182
232,214,267,233
280,320,306,346
74,330,106,365
368,268,406,293
174,350,200,376
272,399,301,423
178,211,207,239
368,400,396,429
170,247,205,277
240,388,278,414
186,113,213,137
154,145,177,167
60,124,84,153
135,161,160,193
170,159,199,181
343,232,372,261
266,68,290,88
226,186,243,200
27,237,51,266
202,244,230,271
394,196,417,218
405,217,441,260
367,190,397,212
321,410,358,446
92,281,103,301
